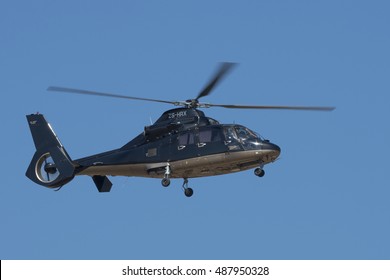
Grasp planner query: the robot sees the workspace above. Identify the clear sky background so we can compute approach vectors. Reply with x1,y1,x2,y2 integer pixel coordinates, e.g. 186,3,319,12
1,0,389,260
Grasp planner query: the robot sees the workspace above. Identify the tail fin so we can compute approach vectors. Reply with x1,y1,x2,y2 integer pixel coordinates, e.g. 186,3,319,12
26,114,75,188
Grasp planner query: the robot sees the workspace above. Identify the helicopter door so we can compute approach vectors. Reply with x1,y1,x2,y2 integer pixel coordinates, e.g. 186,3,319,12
197,127,227,156
176,130,197,157
177,131,195,150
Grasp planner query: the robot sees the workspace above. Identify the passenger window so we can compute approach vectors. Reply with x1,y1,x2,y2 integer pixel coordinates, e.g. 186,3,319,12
188,133,194,144
178,134,187,146
199,128,222,143
199,130,212,143
178,132,195,145
211,128,222,142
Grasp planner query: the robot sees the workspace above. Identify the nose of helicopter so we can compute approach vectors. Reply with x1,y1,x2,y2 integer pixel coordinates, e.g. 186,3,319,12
261,141,281,160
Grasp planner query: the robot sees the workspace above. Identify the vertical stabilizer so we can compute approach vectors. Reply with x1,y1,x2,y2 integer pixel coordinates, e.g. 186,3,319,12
26,114,75,188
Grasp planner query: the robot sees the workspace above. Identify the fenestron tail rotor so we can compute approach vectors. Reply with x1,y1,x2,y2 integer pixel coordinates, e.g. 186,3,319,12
37,153,60,183
47,62,335,112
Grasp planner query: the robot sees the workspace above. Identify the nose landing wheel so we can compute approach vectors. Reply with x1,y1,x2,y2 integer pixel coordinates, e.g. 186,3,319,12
254,167,265,177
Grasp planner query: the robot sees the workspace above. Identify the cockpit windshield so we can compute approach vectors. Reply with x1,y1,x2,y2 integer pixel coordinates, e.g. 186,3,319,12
235,125,264,140
223,125,264,150
235,126,256,140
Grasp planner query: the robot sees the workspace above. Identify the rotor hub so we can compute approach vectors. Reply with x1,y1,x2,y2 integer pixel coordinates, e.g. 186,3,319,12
185,99,199,108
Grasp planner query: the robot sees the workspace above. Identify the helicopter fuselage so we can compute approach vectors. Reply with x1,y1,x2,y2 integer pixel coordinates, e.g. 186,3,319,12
74,108,281,179
25,108,281,196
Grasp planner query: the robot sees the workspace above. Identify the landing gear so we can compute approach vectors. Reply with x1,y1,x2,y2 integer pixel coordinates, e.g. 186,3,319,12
160,164,194,197
161,163,171,187
254,167,265,177
185,188,194,197
161,177,170,187
182,178,194,197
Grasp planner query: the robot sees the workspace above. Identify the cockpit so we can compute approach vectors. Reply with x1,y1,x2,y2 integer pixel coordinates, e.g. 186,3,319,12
223,125,265,150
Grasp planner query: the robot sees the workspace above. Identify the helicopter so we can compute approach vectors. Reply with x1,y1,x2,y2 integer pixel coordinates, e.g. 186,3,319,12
26,63,334,197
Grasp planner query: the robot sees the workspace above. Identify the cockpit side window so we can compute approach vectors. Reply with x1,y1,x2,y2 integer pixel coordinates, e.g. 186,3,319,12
223,126,237,141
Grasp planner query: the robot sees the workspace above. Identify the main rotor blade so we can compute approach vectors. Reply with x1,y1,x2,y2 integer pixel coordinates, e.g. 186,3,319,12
206,103,335,111
47,86,181,106
196,62,237,101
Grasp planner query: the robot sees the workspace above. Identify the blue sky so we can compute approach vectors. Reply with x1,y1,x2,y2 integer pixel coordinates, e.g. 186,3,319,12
1,0,389,259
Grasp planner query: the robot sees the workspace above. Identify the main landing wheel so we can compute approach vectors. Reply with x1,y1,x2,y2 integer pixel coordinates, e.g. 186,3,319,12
254,168,265,177
161,178,170,187
184,188,194,197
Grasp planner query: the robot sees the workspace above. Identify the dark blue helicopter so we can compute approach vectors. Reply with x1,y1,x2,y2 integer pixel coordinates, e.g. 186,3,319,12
26,63,334,197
